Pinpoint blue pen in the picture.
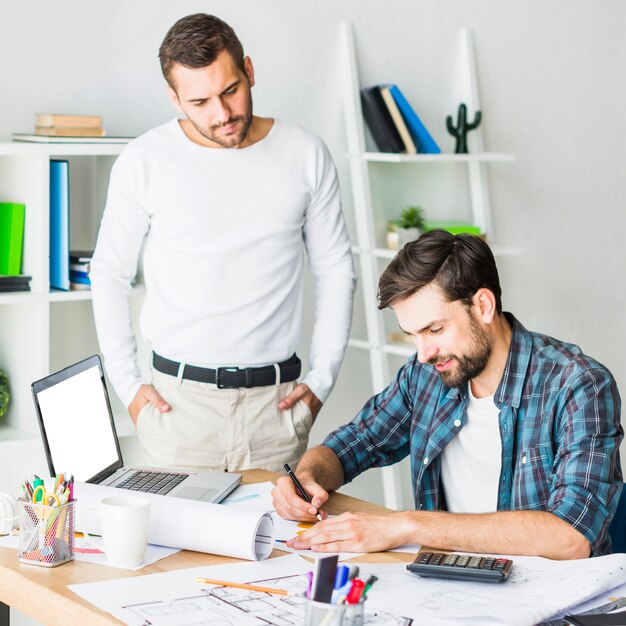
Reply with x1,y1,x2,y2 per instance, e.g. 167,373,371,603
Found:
332,579,354,605
305,571,313,598
331,566,350,604
334,565,349,590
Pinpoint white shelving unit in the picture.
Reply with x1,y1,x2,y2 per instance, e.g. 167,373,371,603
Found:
0,140,144,493
340,22,518,509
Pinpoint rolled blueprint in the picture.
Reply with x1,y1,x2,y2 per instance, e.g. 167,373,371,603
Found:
74,482,273,561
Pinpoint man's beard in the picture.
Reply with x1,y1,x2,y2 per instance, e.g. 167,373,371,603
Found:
429,312,493,388
192,92,253,148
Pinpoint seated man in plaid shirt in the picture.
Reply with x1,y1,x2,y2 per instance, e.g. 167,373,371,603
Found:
272,230,623,558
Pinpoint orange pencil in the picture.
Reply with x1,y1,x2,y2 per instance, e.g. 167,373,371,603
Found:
196,578,290,596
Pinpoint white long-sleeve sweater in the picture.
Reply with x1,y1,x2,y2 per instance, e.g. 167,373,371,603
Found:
90,118,356,407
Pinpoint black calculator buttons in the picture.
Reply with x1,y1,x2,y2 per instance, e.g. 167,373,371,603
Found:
407,551,513,583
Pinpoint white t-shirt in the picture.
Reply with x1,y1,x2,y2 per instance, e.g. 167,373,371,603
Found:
440,384,502,513
90,119,356,406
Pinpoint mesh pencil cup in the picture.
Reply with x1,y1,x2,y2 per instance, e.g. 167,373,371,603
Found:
304,599,364,626
17,499,75,567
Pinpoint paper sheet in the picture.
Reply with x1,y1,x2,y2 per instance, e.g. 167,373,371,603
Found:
69,553,408,625
222,482,367,560
0,533,179,570
69,552,626,625
271,512,367,561
221,481,276,511
75,482,273,561
360,552,626,626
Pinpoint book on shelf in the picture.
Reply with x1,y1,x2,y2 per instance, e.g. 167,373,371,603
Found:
379,86,417,154
0,202,25,275
69,271,90,285
70,261,91,274
69,280,90,291
12,133,132,144
35,127,106,137
50,160,70,291
423,220,482,236
360,86,404,153
0,274,31,293
70,250,93,264
388,85,441,154
35,113,102,128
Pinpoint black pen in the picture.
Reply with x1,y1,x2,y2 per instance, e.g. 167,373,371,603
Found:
283,463,323,522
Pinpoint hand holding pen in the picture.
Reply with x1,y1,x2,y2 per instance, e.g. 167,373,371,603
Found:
282,463,326,522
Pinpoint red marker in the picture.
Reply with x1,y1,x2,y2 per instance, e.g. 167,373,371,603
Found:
345,579,364,604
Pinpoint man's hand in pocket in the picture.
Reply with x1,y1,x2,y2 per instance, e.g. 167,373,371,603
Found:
128,384,170,425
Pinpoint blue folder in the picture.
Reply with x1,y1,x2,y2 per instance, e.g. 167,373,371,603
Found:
389,85,441,154
50,160,70,291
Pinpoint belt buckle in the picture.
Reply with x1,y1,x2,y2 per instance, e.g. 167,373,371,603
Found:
215,367,239,389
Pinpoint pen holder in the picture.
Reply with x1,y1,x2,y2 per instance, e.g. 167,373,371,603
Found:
17,499,75,567
304,599,364,626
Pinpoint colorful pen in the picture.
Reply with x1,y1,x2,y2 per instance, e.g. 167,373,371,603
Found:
362,574,378,599
345,579,365,604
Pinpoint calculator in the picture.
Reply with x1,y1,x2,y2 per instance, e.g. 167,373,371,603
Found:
407,551,513,583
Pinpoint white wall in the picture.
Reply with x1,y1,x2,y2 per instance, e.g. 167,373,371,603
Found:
1,0,626,504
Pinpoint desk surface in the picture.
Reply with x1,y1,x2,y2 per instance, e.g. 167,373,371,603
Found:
0,469,413,626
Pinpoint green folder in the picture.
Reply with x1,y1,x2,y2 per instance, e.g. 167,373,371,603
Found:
0,203,26,275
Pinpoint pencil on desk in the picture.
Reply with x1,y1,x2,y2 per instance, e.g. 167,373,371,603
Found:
196,578,290,596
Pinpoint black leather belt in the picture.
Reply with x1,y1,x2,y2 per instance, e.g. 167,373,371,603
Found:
152,352,301,389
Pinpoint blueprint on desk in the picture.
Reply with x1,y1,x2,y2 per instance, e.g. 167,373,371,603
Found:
69,552,626,626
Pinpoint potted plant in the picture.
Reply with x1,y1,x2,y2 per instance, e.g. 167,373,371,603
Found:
0,369,9,422
397,205,425,247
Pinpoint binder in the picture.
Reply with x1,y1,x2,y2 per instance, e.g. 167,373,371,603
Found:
360,86,404,153
49,160,70,290
389,85,441,154
0,202,25,275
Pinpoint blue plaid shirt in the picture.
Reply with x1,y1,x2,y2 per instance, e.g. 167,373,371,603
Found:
324,313,623,555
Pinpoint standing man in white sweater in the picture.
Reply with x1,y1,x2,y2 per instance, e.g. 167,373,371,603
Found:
90,14,356,473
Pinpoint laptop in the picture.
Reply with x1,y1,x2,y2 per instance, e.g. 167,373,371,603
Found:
31,355,241,503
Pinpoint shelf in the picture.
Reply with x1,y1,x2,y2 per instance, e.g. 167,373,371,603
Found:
0,292,42,306
361,152,515,164
0,285,146,305
0,141,128,157
49,284,145,302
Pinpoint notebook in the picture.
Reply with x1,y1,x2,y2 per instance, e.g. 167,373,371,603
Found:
31,355,241,503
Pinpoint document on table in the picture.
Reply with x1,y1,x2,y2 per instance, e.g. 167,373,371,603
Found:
361,553,626,626
69,554,408,625
69,552,626,626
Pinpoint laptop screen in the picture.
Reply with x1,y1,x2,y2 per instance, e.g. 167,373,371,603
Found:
32,355,123,482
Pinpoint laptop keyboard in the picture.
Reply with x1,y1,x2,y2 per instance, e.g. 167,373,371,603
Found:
116,471,188,495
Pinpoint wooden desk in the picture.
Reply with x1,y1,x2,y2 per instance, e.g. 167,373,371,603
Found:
0,469,413,625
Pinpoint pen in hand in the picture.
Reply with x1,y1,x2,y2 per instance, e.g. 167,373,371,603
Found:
283,463,324,522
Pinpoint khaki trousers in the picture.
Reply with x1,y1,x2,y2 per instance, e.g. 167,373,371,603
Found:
135,367,313,473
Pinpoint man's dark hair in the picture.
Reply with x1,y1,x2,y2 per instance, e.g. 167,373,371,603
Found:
159,14,245,88
378,230,502,313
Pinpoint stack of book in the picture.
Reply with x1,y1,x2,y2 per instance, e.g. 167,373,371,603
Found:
69,251,92,291
0,275,30,293
360,85,440,154
34,114,105,138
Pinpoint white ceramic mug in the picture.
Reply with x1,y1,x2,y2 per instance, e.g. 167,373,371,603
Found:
84,495,150,567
